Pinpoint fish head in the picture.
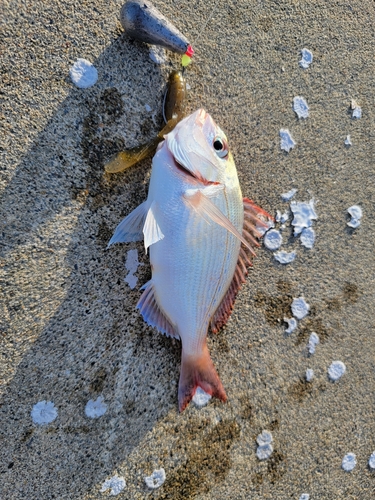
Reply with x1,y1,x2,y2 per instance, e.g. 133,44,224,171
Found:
165,109,236,184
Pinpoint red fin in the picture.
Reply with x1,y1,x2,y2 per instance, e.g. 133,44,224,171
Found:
210,198,273,333
210,262,247,333
243,197,274,230
137,280,179,339
178,344,227,412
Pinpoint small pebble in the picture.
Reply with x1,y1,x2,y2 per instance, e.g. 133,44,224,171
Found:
100,475,126,495
291,297,310,320
299,495,310,500
328,361,346,381
280,129,296,152
85,396,107,418
145,468,166,489
299,48,313,69
31,401,58,425
290,200,317,235
308,332,319,355
274,250,296,264
368,451,375,469
264,229,283,251
344,135,352,146
351,99,362,119
293,96,309,119
256,430,273,446
306,369,314,382
347,205,362,228
342,453,356,472
300,227,315,249
284,317,297,335
256,443,273,460
144,104,152,112
69,58,98,88
281,188,297,201
192,387,212,407
149,46,167,64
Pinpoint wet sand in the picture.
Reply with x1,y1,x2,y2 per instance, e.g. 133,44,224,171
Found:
1,0,375,498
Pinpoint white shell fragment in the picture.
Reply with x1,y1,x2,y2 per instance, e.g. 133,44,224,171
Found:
124,249,141,289
342,453,356,472
85,396,108,419
100,475,126,495
291,297,310,320
264,229,283,251
351,99,362,119
281,188,297,201
290,200,317,235
306,369,314,382
145,468,166,489
69,58,98,89
344,135,352,146
280,129,296,152
31,401,58,425
256,443,273,460
255,218,275,236
347,205,362,228
293,96,309,119
144,104,152,112
300,227,315,249
308,332,319,355
257,430,273,446
299,48,313,69
368,451,375,469
284,317,297,335
192,387,212,407
276,210,289,223
328,361,346,381
299,495,310,500
149,46,167,64
274,250,296,264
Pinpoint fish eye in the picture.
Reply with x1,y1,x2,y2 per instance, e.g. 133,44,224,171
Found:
213,136,229,159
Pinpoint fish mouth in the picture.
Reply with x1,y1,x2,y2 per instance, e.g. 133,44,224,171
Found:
173,156,202,182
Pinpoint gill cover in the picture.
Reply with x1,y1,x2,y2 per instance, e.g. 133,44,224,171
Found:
165,109,230,183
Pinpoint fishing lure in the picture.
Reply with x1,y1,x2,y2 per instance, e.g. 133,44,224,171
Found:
105,70,187,173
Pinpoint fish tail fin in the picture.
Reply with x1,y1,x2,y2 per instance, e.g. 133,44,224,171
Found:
178,343,227,412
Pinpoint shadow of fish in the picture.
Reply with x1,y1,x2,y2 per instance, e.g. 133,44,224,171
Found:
109,109,272,411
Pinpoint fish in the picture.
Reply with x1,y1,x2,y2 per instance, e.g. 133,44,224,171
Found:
105,70,187,174
109,109,272,411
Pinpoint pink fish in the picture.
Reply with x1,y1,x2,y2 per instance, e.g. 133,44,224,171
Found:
109,109,272,411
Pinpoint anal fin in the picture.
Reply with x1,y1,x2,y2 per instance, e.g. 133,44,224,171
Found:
137,280,179,339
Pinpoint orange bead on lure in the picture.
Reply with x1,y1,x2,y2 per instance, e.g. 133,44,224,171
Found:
109,109,273,411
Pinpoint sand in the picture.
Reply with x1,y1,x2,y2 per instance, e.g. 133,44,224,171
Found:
1,0,375,498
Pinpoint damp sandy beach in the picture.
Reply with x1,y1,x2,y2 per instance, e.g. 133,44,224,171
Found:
1,0,375,498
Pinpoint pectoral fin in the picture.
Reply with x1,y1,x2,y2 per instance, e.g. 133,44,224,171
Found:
108,201,148,247
143,201,164,253
183,189,253,253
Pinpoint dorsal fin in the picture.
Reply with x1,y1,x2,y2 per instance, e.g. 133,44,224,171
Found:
137,280,179,339
210,198,273,333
